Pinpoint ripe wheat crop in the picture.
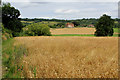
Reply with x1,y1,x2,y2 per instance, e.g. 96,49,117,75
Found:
14,36,118,78
50,28,95,35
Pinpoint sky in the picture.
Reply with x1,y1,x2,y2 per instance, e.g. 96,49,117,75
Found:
2,0,119,20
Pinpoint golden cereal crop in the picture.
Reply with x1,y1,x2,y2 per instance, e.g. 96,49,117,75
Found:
14,36,118,78
50,28,95,35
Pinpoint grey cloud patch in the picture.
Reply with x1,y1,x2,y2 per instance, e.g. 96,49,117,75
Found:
11,2,50,8
55,9,80,14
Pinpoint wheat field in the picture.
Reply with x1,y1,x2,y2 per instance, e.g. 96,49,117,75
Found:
50,28,95,35
14,36,118,78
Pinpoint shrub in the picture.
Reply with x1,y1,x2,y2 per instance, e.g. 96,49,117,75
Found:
72,21,80,27
56,22,65,28
95,14,114,36
2,24,13,41
22,23,51,36
49,24,57,28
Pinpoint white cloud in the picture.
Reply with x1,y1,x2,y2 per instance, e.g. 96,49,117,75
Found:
55,9,80,14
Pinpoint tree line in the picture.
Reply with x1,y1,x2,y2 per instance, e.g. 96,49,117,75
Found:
21,18,119,28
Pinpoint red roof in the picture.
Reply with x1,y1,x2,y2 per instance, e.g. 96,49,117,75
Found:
66,23,74,27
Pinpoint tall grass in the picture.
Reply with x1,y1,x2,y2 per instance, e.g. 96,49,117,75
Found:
2,38,27,78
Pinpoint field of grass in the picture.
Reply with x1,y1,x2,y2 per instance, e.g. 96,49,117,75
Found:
14,36,118,78
21,21,59,26
50,27,95,35
53,34,94,37
114,28,119,33
21,21,34,23
50,28,118,35
40,21,59,25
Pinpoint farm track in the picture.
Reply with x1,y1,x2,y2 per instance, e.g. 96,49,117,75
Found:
14,36,118,78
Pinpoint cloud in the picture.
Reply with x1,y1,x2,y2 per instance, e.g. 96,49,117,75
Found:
5,2,117,19
55,9,80,14
11,2,50,9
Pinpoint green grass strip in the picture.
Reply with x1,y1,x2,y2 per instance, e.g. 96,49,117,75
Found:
53,34,119,37
2,38,27,78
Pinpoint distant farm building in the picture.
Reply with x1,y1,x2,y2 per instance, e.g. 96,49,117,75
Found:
88,24,95,27
66,23,74,28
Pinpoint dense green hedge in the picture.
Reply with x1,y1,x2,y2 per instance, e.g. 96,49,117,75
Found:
21,23,51,36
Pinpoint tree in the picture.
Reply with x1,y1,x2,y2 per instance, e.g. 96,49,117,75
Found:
22,23,51,36
72,21,80,27
2,3,23,36
95,14,114,36
56,22,65,27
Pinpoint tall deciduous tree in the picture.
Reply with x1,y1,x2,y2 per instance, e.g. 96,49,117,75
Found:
2,3,23,36
95,14,114,36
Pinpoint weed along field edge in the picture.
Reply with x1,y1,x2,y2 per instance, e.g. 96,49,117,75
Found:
2,38,28,78
13,36,118,78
